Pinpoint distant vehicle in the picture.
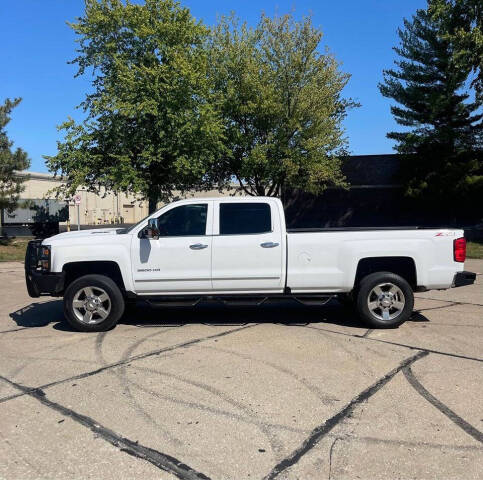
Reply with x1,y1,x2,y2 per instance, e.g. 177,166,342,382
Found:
25,197,475,331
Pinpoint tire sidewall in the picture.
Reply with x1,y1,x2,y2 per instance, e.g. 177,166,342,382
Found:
356,272,414,328
64,274,125,332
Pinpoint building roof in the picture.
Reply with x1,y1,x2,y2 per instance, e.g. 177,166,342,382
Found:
16,170,62,181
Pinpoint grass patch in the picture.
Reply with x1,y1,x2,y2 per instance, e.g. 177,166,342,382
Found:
0,237,31,262
467,241,483,259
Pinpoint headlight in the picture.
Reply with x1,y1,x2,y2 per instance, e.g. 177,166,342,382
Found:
39,245,51,271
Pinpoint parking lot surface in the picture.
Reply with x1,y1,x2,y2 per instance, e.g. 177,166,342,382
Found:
0,260,482,480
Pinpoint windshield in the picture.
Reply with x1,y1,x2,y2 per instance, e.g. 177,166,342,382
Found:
116,213,151,234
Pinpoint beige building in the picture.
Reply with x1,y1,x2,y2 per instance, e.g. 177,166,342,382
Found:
15,171,237,227
17,171,148,226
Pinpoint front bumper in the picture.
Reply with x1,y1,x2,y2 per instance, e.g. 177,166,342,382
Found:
452,271,476,288
25,240,64,297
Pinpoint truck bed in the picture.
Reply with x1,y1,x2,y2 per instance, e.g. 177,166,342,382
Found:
287,226,447,232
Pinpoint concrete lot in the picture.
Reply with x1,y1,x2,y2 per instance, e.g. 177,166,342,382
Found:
0,260,482,480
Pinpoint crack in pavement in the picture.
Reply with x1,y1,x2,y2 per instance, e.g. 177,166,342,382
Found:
299,325,483,363
0,374,212,480
0,324,258,405
414,302,459,313
403,366,483,444
414,297,483,307
0,327,30,334
328,433,483,451
96,328,184,446
262,351,429,480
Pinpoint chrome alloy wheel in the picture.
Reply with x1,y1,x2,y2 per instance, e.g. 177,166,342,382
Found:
72,286,111,325
367,283,405,321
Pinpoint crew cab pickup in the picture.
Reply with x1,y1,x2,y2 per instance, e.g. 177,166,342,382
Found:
25,197,476,331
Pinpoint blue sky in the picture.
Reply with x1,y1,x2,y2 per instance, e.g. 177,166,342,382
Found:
0,0,426,173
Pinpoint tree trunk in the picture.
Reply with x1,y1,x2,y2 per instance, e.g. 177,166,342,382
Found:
148,196,158,214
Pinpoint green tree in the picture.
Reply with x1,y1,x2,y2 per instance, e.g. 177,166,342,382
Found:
379,6,483,219
208,13,358,197
0,98,30,237
46,0,225,212
429,0,483,100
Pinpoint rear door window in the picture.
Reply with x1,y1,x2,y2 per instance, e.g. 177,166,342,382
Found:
219,203,271,235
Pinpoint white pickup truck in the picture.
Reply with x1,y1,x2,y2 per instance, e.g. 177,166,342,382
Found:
25,197,475,331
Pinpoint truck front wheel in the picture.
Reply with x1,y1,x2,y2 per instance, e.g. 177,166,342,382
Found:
63,274,125,332
356,272,413,328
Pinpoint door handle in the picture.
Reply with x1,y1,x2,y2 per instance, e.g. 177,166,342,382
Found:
190,243,208,250
260,242,279,248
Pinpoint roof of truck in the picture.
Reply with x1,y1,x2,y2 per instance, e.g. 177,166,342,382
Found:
172,196,279,202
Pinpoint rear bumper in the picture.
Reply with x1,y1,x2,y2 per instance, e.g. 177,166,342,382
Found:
452,271,476,288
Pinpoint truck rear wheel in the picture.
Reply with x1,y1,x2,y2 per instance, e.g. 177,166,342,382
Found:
356,272,413,328
63,274,125,332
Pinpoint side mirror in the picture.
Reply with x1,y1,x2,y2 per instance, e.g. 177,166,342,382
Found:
141,219,159,239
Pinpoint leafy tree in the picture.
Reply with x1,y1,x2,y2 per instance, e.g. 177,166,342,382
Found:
0,98,30,237
46,0,225,212
429,0,483,100
379,6,483,220
208,14,358,197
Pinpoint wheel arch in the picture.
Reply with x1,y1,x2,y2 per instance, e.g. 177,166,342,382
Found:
354,256,417,290
62,261,126,293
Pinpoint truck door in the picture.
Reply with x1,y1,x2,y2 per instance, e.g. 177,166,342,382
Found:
132,201,213,294
211,200,283,292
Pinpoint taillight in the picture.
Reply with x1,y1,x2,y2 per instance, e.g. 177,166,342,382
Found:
453,237,466,262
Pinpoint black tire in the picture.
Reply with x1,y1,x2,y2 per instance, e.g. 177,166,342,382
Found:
356,272,413,328
63,274,125,332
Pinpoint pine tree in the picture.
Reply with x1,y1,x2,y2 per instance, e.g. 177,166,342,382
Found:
379,6,483,221
0,98,30,237
430,0,482,100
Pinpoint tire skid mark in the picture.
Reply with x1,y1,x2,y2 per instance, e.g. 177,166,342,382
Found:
0,363,30,396
315,332,376,377
361,329,373,338
199,344,340,405
119,366,310,435
96,328,183,445
7,332,100,357
1,355,101,368
0,374,212,480
1,332,103,379
130,364,283,455
0,432,43,475
327,437,340,480
263,351,428,480
301,325,483,363
403,366,483,444
0,335,84,398
0,324,257,404
94,330,108,365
